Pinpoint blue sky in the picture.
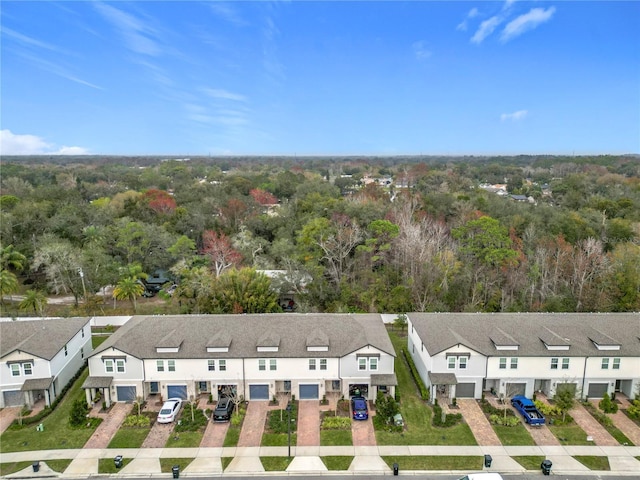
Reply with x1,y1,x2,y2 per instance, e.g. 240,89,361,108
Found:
1,1,638,156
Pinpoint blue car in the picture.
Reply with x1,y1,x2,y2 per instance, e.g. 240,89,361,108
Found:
351,396,368,420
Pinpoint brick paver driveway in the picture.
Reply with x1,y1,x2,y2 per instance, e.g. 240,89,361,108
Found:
84,402,132,448
570,401,619,446
593,398,640,445
351,412,376,447
296,400,320,446
200,421,230,447
237,401,268,447
0,407,19,434
456,399,500,446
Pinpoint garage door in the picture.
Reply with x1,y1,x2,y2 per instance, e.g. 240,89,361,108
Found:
556,382,577,396
455,383,475,398
506,383,526,397
116,386,137,402
167,385,188,400
299,384,319,400
249,384,269,400
3,390,24,407
587,383,608,398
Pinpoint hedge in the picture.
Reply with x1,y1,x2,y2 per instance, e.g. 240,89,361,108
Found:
402,349,429,401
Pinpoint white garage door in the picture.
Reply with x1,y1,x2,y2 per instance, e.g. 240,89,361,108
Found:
299,384,319,400
167,385,188,400
249,384,269,400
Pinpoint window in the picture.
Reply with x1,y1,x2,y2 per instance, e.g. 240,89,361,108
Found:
601,358,609,369
448,357,456,369
499,357,507,369
219,360,226,371
269,359,277,371
81,347,84,359
82,327,85,338
208,360,215,371
510,358,518,369
319,359,327,370
459,357,467,369
11,364,20,377
369,357,378,371
358,357,367,371
23,363,33,375
309,359,316,370
168,360,176,372
64,344,68,356
105,359,114,373
550,358,558,369
116,359,125,373
562,358,570,369
612,358,620,370
258,359,266,371
157,360,164,372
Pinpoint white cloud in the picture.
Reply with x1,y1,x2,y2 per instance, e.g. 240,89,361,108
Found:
501,110,528,122
471,16,502,44
412,41,432,60
94,2,161,56
208,3,247,26
456,7,479,31
0,130,88,155
202,88,247,102
501,7,556,42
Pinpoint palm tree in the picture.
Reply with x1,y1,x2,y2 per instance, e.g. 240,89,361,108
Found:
113,277,145,313
19,290,48,316
0,245,27,304
0,269,19,303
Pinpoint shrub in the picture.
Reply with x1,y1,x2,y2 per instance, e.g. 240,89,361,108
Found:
626,399,640,420
175,408,208,432
599,392,618,414
123,414,151,428
489,414,521,427
69,398,90,427
432,403,463,427
375,391,399,425
402,349,429,401
321,416,351,430
534,400,562,417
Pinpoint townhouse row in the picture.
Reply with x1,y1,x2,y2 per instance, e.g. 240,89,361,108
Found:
3,313,638,411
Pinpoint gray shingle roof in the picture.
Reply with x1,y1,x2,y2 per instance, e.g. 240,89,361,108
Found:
0,317,89,361
92,314,395,359
409,313,640,357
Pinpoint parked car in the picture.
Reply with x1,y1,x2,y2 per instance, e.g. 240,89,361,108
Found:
511,395,545,425
157,398,182,423
458,474,504,480
351,396,368,420
213,397,235,422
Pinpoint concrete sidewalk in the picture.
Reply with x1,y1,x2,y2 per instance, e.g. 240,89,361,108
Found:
2,444,640,478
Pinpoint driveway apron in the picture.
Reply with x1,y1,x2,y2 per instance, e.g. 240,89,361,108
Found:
237,401,268,447
200,420,230,447
456,399,501,446
570,401,619,446
83,402,131,449
351,417,376,446
296,400,320,446
141,421,175,448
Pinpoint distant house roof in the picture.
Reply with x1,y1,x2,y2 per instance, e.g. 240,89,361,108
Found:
91,314,395,360
0,317,90,361
409,313,640,358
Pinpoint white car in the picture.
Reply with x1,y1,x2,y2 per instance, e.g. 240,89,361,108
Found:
458,475,504,480
157,398,182,423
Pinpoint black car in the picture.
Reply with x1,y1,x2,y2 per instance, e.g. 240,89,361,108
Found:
213,397,234,422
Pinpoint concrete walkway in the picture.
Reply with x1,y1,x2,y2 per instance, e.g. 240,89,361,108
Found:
3,444,640,477
296,400,320,446
237,401,268,447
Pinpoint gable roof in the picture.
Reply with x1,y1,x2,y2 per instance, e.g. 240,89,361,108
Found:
0,317,90,361
91,313,395,359
409,313,640,357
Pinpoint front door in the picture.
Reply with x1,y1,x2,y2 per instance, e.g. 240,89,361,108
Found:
150,382,159,394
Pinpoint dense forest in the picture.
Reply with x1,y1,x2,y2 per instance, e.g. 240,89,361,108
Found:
1,154,639,316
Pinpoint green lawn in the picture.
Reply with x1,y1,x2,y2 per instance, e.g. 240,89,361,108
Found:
548,423,593,445
0,459,72,477
159,458,194,473
581,402,634,445
0,368,102,452
108,427,151,448
492,423,536,445
382,455,483,470
92,335,109,349
512,455,545,470
376,330,477,446
321,456,353,470
261,432,297,446
221,457,233,471
260,456,293,471
320,429,353,446
223,425,241,447
98,457,132,473
165,430,203,447
573,456,610,470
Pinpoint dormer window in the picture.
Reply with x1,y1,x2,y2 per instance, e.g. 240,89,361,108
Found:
156,330,183,353
490,328,519,351
257,332,280,352
306,329,329,352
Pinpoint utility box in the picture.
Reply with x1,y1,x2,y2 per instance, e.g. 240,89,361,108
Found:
393,413,404,426
541,459,552,475
393,462,399,476
484,454,492,468
114,455,123,468
172,465,180,478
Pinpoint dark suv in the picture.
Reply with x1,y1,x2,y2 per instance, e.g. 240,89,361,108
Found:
213,397,234,422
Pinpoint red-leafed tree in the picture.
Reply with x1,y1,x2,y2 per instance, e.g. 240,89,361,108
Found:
201,230,242,277
142,189,177,214
249,188,278,206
